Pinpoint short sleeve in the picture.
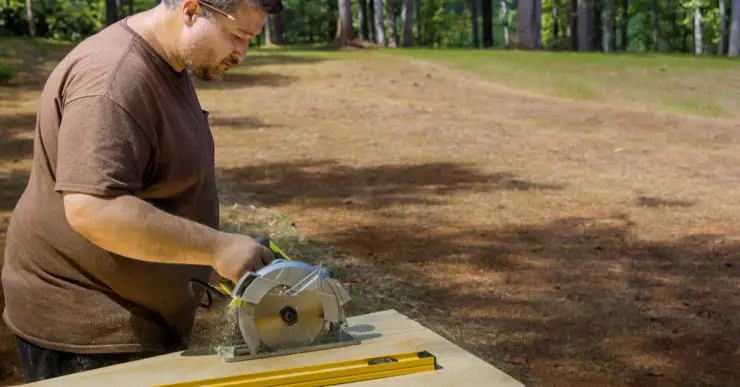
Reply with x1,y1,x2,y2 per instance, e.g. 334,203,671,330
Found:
54,95,153,196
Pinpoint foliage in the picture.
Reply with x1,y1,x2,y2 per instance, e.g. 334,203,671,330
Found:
0,0,738,55
0,63,16,84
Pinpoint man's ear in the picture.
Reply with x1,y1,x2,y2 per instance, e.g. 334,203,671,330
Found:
180,0,200,25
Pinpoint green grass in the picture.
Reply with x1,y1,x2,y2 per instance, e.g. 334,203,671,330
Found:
4,35,738,119
387,48,740,118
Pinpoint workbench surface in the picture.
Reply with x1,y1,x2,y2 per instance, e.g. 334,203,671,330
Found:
23,309,523,386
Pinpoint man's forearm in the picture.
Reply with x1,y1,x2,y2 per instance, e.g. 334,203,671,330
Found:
63,192,223,267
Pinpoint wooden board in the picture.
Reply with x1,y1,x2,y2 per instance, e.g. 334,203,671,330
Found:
22,310,523,387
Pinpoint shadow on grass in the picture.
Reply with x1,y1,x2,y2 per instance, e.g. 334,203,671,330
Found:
0,113,35,163
218,160,565,210
320,215,740,387
634,195,697,208
0,170,29,213
241,53,329,67
207,115,280,130
194,71,298,90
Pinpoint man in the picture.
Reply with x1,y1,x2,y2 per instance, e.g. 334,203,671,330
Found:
1,0,283,382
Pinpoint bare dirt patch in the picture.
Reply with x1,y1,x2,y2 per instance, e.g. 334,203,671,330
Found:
203,51,740,386
1,41,739,387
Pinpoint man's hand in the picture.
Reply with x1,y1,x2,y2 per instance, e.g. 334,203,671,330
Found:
62,192,274,282
213,234,276,283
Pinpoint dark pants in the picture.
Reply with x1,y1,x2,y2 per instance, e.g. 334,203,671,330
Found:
15,335,158,383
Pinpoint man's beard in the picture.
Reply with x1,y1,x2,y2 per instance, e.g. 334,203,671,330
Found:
185,56,239,82
185,60,219,82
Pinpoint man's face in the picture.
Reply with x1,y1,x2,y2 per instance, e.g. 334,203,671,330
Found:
179,0,266,81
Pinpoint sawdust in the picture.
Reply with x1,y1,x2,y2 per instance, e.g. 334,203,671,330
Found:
188,304,242,354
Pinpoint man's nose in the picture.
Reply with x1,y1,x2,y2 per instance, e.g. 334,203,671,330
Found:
233,40,249,60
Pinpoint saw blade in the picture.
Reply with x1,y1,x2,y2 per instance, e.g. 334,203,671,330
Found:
251,285,326,351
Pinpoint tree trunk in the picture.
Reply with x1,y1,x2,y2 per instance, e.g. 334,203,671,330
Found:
271,14,284,44
569,0,578,49
335,0,355,44
620,0,628,50
610,1,617,49
402,0,413,46
694,5,702,55
659,0,670,51
718,0,726,55
602,0,614,52
386,0,398,47
592,0,601,50
500,0,510,48
552,0,559,40
577,0,590,51
374,0,386,46
482,0,493,47
368,0,376,41
25,0,36,37
517,0,541,49
264,16,274,45
471,0,480,47
415,0,422,44
359,0,370,40
535,0,542,47
651,0,659,51
106,0,118,25
729,0,740,55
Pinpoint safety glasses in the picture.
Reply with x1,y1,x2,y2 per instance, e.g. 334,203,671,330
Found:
198,0,236,21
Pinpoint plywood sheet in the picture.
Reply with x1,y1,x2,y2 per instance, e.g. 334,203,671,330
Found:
23,309,523,387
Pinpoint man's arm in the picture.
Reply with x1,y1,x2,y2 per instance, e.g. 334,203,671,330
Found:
53,95,274,282
63,192,274,282
63,192,221,266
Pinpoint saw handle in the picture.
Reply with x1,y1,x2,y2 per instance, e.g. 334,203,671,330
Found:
256,236,293,262
188,278,230,310
189,236,294,310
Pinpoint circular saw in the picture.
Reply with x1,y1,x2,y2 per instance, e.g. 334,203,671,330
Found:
190,237,356,362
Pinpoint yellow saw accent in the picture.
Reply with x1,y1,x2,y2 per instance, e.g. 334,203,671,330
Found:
269,240,293,261
152,350,437,387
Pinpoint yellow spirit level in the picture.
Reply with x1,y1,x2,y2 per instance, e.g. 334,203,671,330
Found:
153,350,438,387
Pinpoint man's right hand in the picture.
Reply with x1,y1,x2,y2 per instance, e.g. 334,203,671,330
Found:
62,193,277,283
212,234,277,283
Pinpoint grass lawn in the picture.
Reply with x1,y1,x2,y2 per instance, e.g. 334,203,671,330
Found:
2,37,740,387
388,48,740,118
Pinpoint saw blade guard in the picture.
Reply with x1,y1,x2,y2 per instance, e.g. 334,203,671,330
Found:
230,259,351,354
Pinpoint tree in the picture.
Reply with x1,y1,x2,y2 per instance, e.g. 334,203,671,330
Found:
358,0,370,41
25,0,36,37
621,0,629,50
603,0,615,52
335,0,354,44
578,0,591,51
415,0,422,44
482,0,493,47
471,0,480,47
106,0,118,26
386,0,399,47
374,0,386,46
652,0,659,51
718,0,727,55
729,0,740,55
518,0,541,49
402,0,413,46
500,0,511,47
694,1,703,55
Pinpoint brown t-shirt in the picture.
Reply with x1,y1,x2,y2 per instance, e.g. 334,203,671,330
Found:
1,19,219,354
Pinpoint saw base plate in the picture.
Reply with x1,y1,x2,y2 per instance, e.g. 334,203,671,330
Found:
215,327,361,363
